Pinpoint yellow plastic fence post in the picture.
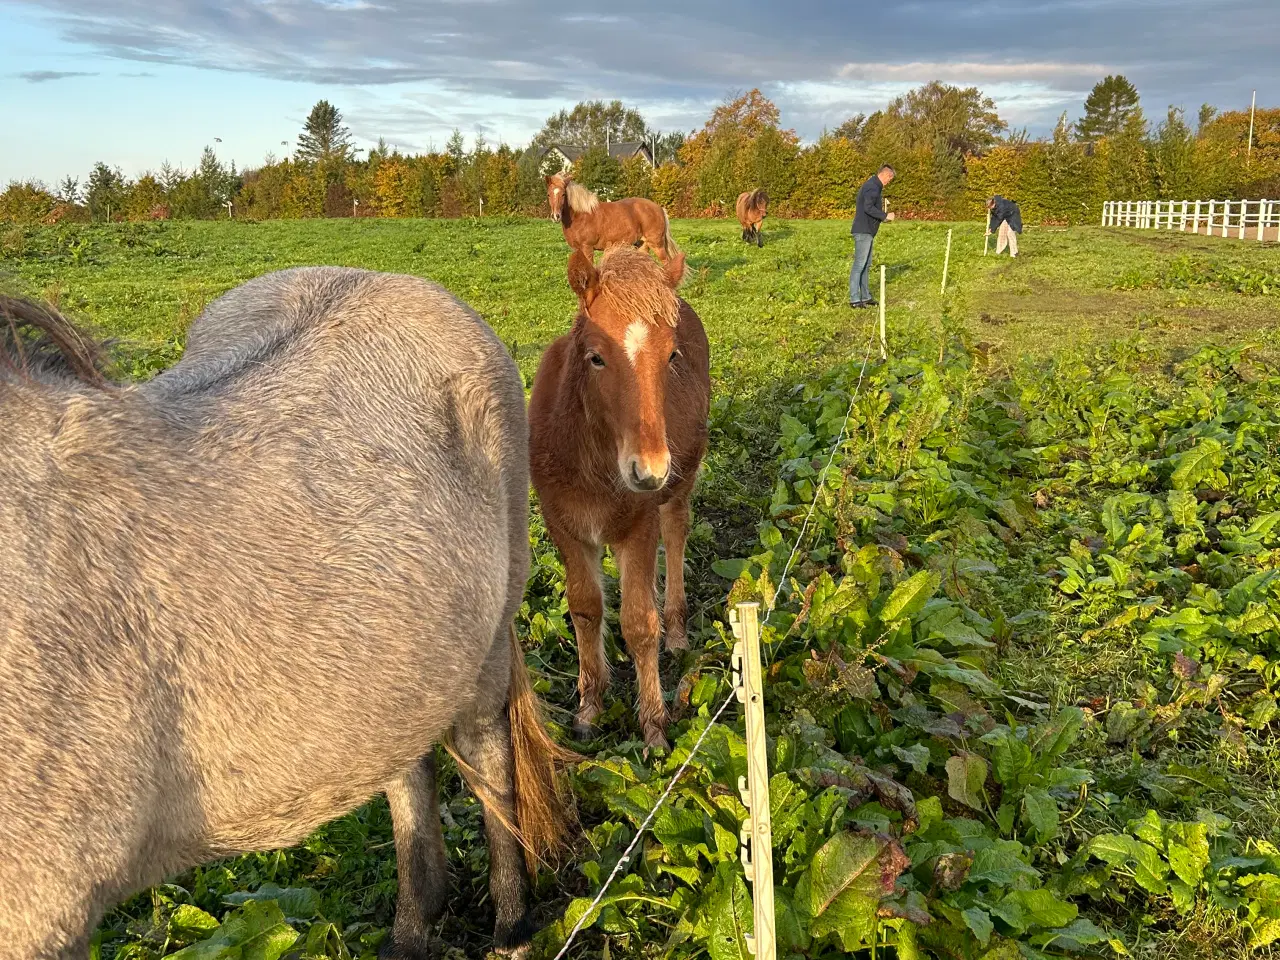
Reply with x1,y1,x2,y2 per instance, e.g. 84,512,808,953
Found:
941,228,952,295
731,602,775,960
879,265,887,360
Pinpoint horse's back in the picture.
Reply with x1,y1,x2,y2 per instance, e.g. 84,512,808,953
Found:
145,265,529,763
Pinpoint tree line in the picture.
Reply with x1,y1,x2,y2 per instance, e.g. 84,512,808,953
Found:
3,77,1277,228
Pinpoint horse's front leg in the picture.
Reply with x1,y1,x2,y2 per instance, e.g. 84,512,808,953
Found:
551,528,607,739
615,515,667,749
659,495,691,652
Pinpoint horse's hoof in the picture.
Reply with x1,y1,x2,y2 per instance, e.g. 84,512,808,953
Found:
378,935,432,960
492,915,535,959
665,629,689,652
573,720,596,742
643,726,671,752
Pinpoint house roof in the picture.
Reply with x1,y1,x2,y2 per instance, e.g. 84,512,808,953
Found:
545,141,652,162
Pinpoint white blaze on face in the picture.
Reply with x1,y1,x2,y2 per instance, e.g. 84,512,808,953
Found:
624,321,649,365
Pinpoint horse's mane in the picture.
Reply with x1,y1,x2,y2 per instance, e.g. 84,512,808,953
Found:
747,189,767,209
0,295,110,388
565,180,600,215
595,249,680,328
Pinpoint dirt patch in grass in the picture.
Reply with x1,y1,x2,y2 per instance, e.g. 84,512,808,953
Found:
970,283,1280,357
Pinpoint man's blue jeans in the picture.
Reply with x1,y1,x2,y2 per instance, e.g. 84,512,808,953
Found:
850,233,874,303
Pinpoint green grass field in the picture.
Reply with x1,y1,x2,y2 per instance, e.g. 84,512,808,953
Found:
3,218,1280,960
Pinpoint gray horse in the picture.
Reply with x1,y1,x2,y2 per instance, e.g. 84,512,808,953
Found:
0,268,571,959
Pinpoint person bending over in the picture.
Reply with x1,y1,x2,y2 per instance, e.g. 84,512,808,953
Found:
987,195,1022,257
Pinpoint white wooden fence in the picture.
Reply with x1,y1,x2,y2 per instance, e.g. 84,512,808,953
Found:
1102,198,1280,240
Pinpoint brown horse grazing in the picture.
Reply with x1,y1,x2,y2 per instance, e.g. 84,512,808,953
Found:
529,249,710,750
736,189,768,247
546,173,679,265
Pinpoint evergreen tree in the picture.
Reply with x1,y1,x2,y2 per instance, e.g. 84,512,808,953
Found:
55,176,80,204
296,100,354,165
1075,75,1141,141
446,129,466,169
1152,106,1196,197
1197,104,1218,135
85,162,127,221
158,161,186,193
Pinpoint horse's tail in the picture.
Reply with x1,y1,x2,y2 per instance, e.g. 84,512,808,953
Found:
662,209,681,261
506,622,577,870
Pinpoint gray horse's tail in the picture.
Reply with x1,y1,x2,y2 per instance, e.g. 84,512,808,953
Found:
506,623,577,870
442,624,576,870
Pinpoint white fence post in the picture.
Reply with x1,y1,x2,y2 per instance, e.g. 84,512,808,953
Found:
731,602,776,960
1194,200,1202,233
1181,200,1189,231
1238,201,1246,239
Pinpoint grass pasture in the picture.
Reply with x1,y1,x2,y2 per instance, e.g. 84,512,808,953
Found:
3,218,1280,960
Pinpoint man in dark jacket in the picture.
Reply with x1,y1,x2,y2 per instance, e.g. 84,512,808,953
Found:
850,164,895,307
987,195,1022,257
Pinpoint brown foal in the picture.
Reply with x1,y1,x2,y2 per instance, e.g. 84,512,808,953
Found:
546,173,680,265
529,248,710,750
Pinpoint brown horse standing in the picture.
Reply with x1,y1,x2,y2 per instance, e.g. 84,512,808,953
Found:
529,249,710,750
736,189,768,247
546,173,679,265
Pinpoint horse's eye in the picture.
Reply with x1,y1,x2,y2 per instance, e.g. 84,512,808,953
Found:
669,350,680,364
589,353,605,368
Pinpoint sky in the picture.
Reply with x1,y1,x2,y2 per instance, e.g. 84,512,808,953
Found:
2,0,1276,186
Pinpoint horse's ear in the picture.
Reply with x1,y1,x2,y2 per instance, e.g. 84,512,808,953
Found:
664,252,688,290
567,251,599,307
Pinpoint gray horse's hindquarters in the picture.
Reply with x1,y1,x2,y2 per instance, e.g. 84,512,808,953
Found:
0,266,536,957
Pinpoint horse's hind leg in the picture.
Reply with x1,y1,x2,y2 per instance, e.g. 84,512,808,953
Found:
382,754,449,960
659,495,691,652
756,223,763,248
453,648,533,955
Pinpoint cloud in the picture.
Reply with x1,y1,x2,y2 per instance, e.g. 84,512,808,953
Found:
18,69,98,82
11,0,1280,137
836,62,1111,83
